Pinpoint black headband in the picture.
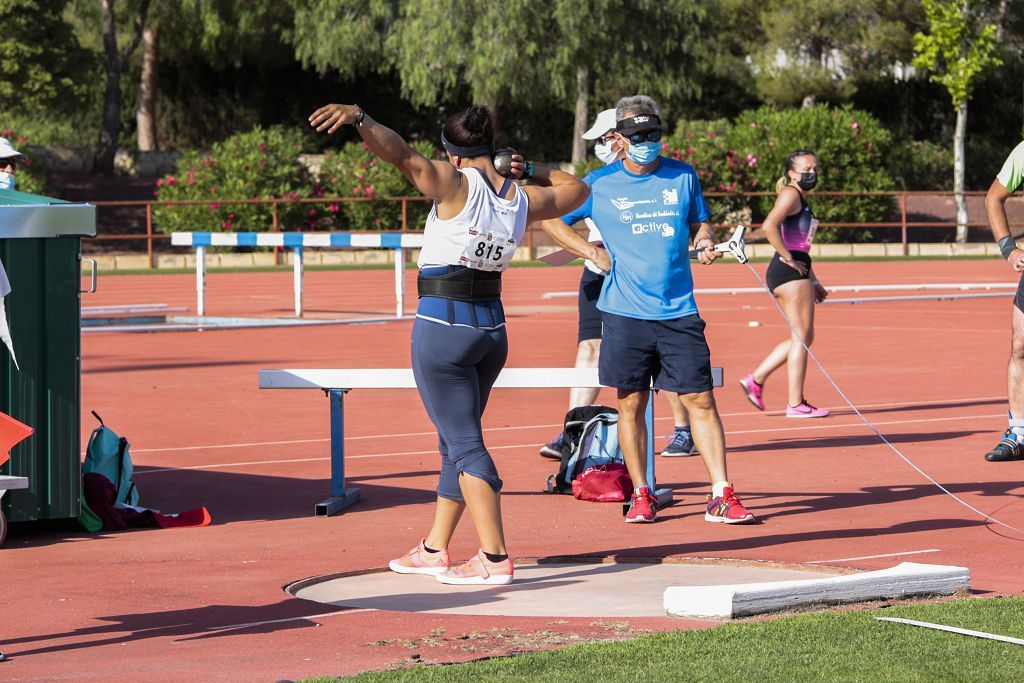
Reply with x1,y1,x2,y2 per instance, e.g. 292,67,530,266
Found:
441,131,495,158
616,114,663,135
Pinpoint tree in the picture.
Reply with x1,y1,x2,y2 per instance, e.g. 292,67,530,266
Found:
94,0,154,173
0,0,93,113
913,0,1002,242
389,0,706,163
287,0,396,80
752,0,924,108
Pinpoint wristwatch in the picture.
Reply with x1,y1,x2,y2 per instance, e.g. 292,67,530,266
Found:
353,106,365,127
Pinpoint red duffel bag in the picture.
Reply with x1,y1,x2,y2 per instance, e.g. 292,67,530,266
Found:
571,464,632,502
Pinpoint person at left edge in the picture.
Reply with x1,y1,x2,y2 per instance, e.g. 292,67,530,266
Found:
0,137,24,191
309,103,590,585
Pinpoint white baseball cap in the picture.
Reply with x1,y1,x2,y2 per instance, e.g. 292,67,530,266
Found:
0,137,24,160
581,109,617,140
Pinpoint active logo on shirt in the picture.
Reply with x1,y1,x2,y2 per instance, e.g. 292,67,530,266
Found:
631,222,675,237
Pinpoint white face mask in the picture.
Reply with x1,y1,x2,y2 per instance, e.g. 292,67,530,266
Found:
0,172,15,191
594,140,619,165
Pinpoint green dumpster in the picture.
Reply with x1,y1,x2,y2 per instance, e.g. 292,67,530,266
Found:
0,188,96,526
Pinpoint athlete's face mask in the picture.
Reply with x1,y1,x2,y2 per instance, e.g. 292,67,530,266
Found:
623,138,661,165
0,171,15,191
594,136,619,165
796,172,817,191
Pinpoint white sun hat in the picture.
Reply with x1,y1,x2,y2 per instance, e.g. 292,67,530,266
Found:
0,137,24,159
581,109,618,140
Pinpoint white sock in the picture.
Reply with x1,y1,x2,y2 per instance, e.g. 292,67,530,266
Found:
1009,419,1024,442
712,481,730,498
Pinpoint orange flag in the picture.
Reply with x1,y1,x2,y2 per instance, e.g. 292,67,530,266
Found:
0,411,33,467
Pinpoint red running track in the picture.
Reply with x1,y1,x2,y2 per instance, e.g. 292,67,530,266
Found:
3,259,1023,681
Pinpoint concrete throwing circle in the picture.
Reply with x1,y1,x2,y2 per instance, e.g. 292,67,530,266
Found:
289,558,847,618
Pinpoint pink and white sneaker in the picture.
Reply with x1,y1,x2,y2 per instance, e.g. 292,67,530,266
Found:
739,374,765,411
436,550,514,586
786,401,830,418
388,540,451,576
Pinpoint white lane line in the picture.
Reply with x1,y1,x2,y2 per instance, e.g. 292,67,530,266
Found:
203,608,375,632
129,394,1006,455
875,618,1024,646
807,549,942,564
136,412,1005,475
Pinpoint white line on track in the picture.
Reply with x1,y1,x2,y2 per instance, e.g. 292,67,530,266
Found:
129,394,1005,455
203,608,376,631
807,549,942,564
136,411,1005,476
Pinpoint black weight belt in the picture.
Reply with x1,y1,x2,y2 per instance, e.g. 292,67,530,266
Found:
417,268,502,301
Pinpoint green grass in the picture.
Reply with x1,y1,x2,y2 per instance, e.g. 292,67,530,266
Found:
307,597,1024,682
82,253,1000,276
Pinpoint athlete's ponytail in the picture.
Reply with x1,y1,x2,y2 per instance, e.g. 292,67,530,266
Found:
776,149,816,194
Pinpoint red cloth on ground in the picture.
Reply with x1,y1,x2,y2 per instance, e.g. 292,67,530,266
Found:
82,473,211,531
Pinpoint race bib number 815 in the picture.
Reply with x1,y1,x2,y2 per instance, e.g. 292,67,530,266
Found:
460,230,518,271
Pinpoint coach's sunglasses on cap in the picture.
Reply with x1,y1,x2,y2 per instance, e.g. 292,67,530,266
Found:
622,130,662,144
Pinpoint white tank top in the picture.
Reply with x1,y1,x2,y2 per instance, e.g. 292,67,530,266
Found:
417,168,530,271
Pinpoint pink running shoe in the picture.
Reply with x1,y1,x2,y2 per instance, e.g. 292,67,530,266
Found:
436,550,514,585
705,487,756,524
786,401,830,418
625,486,658,523
739,374,765,411
388,539,451,576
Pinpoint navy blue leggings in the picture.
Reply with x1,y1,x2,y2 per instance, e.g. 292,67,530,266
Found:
411,317,508,501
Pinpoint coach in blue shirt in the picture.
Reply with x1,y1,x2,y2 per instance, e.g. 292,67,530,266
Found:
550,95,755,525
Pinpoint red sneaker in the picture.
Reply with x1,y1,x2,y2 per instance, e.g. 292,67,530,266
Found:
705,487,755,524
626,486,658,523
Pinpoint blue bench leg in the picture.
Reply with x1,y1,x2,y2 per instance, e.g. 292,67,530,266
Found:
315,389,362,516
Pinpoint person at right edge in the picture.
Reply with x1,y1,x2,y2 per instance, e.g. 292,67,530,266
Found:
983,139,1024,462
739,150,830,418
538,95,755,525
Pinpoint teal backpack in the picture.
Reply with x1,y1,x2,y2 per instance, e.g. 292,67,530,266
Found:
83,411,139,506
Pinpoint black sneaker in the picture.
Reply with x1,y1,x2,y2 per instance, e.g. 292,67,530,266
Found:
539,432,569,460
985,430,1024,462
661,430,697,457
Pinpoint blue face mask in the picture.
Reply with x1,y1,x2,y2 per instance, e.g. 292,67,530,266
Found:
0,172,15,191
625,140,660,165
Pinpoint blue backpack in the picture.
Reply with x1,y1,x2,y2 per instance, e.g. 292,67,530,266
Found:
548,406,622,493
83,412,139,506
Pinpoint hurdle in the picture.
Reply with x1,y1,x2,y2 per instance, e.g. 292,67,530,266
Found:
171,232,424,317
0,475,29,545
259,367,724,516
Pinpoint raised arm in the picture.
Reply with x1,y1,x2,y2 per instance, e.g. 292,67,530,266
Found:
309,104,461,203
522,167,590,223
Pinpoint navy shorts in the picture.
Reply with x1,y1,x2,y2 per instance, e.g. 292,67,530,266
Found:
598,311,714,394
578,269,605,342
1016,272,1024,313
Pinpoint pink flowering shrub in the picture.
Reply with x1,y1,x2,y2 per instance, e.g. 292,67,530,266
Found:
726,105,895,241
154,126,312,234
317,140,438,231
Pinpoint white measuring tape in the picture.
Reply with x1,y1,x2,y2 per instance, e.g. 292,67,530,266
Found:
743,262,1023,536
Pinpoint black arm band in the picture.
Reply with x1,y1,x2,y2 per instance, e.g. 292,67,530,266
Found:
999,236,1018,259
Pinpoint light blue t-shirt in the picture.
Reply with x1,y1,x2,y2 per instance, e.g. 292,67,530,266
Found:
562,157,711,320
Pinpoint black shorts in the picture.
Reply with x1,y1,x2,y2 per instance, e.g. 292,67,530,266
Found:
766,251,812,292
1016,273,1024,313
598,311,714,394
578,269,605,342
